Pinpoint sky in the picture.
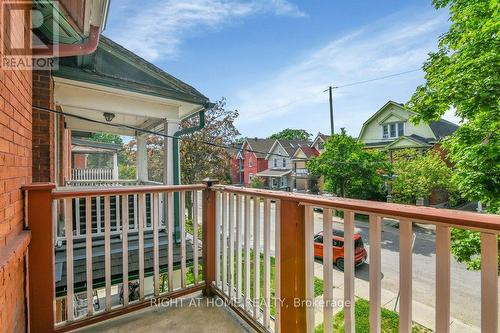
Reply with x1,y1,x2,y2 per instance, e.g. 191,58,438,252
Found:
104,0,459,138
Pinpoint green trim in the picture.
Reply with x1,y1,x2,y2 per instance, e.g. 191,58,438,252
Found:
383,136,429,150
173,111,207,243
53,66,208,106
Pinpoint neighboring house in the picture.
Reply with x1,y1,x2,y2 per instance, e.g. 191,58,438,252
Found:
358,101,459,159
70,137,122,182
291,144,320,192
310,133,330,153
236,138,275,186
256,139,309,190
229,143,244,185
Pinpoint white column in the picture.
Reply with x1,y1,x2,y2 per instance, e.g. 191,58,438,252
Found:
136,134,148,182
163,120,180,185
112,152,119,180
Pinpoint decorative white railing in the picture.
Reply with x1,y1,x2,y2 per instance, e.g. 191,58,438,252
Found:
212,190,281,332
24,184,206,331
211,185,500,333
294,168,309,176
23,183,500,333
71,168,113,181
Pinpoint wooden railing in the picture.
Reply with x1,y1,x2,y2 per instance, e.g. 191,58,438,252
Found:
71,168,114,181
209,185,500,333
23,183,500,333
24,183,207,332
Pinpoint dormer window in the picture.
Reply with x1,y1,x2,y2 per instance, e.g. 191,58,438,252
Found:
382,122,405,139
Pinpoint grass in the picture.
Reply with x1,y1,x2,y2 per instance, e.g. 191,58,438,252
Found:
315,299,432,333
234,251,324,316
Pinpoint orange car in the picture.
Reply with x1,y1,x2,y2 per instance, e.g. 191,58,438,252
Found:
314,230,367,270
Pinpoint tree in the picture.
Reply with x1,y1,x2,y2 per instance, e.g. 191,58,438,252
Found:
250,176,265,189
307,129,390,200
180,97,240,185
268,128,312,141
391,149,455,204
407,0,499,271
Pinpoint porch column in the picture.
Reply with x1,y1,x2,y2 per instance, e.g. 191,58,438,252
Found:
163,120,180,185
136,134,148,182
112,152,119,180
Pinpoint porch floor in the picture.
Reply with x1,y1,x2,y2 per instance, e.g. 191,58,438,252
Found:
73,293,253,333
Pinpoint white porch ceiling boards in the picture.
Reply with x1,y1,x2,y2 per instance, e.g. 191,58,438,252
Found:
54,77,204,135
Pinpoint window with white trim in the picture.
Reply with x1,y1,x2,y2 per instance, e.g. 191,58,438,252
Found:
382,122,405,139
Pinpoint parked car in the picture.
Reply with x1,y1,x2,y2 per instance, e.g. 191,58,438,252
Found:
313,230,367,270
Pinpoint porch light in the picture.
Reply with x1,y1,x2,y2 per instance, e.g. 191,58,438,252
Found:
103,112,115,122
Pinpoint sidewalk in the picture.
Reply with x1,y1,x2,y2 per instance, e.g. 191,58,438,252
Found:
312,261,479,332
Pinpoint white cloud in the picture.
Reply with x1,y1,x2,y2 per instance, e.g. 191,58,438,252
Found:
232,11,450,136
108,0,305,61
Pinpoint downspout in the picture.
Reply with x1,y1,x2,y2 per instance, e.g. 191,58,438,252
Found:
172,103,212,242
33,25,101,57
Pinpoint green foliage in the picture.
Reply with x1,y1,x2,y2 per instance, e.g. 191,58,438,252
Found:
391,149,454,204
250,176,266,189
451,229,500,271
87,133,132,172
314,276,324,297
407,0,500,271
181,98,240,185
118,165,136,180
268,128,312,141
315,298,431,333
307,129,390,199
89,133,123,145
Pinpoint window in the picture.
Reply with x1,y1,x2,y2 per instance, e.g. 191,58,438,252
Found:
282,158,286,168
273,158,278,168
248,157,253,167
314,235,323,244
382,122,405,139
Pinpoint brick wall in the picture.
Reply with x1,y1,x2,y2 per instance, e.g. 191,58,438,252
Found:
32,70,53,182
0,0,33,332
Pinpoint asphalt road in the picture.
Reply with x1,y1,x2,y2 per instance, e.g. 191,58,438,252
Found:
202,198,497,329
312,211,495,330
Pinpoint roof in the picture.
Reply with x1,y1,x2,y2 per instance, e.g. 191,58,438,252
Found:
54,36,209,106
244,139,276,158
429,119,459,140
72,138,122,152
294,144,320,159
256,169,292,177
273,140,310,157
311,133,330,148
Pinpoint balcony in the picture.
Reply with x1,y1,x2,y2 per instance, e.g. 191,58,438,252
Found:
23,182,500,333
294,168,309,177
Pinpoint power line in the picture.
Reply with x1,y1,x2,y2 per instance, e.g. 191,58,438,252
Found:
33,104,387,166
331,68,421,89
254,68,422,117
30,104,339,164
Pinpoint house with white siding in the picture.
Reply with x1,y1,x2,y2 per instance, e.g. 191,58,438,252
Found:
255,139,309,190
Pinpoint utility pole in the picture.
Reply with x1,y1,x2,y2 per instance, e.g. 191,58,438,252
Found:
329,86,334,135
328,86,335,135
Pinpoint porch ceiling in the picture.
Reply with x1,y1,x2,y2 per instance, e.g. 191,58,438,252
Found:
54,77,204,136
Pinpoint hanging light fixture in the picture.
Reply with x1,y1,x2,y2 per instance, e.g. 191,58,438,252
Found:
103,112,115,122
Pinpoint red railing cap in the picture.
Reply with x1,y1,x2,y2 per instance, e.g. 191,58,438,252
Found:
21,183,57,191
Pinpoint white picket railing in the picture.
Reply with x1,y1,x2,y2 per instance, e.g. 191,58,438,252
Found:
71,168,113,181
50,185,205,325
213,190,281,332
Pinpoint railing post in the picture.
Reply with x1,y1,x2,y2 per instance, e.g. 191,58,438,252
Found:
279,198,307,333
23,183,56,333
202,179,218,296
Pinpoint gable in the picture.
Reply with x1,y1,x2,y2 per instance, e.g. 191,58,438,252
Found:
379,112,406,124
384,136,429,150
293,148,307,159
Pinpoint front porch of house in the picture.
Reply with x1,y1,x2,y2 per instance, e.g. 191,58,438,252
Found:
23,182,500,333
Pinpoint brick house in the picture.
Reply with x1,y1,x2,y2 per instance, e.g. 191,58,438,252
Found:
234,138,275,186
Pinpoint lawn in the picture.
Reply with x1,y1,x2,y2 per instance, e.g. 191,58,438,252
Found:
315,299,432,333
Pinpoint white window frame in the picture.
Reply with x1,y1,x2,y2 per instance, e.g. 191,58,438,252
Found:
382,121,405,139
